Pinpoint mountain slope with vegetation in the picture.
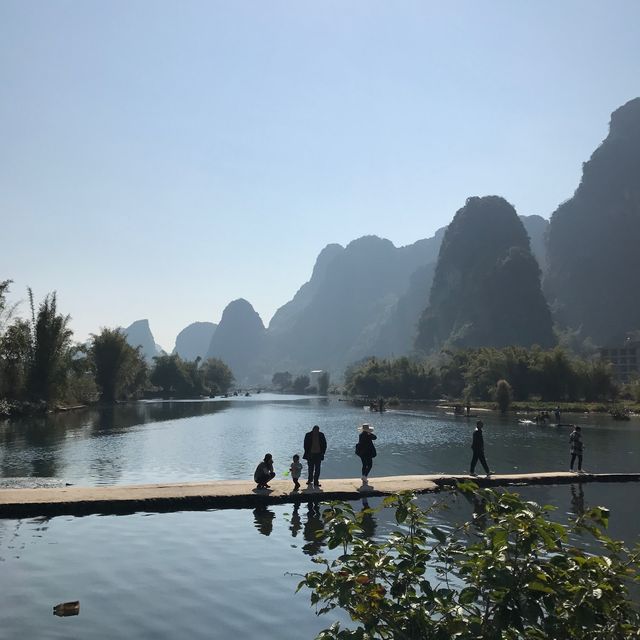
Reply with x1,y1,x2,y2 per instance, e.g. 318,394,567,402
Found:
545,98,640,344
206,299,266,384
416,196,555,353
266,231,445,374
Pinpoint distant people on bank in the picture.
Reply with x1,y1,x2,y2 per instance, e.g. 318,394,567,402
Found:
378,397,385,413
254,453,276,489
470,420,492,476
355,422,377,487
569,426,584,473
290,453,303,491
554,406,561,422
303,425,327,488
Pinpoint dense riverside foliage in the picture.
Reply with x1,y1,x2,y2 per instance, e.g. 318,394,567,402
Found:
299,487,640,640
345,347,621,403
0,283,235,413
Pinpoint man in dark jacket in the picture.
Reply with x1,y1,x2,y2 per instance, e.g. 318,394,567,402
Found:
303,425,327,488
470,420,491,476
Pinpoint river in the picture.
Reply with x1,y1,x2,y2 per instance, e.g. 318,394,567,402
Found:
1,395,639,639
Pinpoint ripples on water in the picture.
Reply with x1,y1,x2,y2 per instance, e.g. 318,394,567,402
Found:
1,394,639,485
1,483,638,639
1,396,639,637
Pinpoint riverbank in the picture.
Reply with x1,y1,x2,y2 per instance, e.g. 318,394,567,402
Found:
352,397,640,416
2,472,640,518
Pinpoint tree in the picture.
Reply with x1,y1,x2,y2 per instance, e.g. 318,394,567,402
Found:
318,372,330,396
150,354,189,396
299,487,640,639
272,371,293,391
345,357,440,399
202,357,234,394
62,344,98,404
292,374,310,394
90,328,147,402
27,289,73,404
495,378,512,413
0,318,31,399
0,279,17,336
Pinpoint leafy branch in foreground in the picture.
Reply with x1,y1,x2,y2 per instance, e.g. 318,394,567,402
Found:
298,485,640,639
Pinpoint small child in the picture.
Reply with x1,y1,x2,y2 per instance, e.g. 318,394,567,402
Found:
290,454,303,491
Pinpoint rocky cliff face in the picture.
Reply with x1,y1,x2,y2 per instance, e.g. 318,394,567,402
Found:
545,98,640,344
416,196,555,352
520,215,549,272
173,322,217,361
266,231,445,374
206,299,266,384
123,319,161,362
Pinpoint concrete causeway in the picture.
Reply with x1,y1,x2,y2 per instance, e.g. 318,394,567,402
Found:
1,472,639,518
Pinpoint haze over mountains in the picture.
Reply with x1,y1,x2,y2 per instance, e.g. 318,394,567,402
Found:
121,99,639,385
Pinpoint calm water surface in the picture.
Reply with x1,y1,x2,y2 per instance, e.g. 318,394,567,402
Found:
1,396,639,638
1,394,639,484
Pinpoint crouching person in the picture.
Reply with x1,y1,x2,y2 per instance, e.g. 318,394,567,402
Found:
254,453,276,489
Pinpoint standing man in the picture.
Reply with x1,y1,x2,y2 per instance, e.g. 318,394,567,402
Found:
569,425,584,473
470,420,492,476
303,424,327,488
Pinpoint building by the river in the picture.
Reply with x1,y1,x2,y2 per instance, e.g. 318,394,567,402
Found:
599,339,640,382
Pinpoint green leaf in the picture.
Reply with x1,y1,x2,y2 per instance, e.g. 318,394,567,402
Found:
431,527,447,544
459,586,479,604
527,581,555,594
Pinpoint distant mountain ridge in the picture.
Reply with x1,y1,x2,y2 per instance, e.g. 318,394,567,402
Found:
266,231,446,374
159,217,550,381
147,98,639,382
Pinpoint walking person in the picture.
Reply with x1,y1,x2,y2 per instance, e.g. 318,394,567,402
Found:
254,453,276,489
355,423,377,486
569,425,584,473
303,425,327,488
470,420,491,476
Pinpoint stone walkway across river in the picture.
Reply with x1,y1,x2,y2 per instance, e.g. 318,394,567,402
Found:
1,472,639,518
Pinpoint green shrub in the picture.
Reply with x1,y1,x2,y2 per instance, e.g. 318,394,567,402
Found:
298,486,640,639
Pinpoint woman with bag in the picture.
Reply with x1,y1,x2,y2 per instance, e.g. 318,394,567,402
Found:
356,423,377,486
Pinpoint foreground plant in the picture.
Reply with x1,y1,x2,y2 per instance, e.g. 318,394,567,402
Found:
298,484,640,639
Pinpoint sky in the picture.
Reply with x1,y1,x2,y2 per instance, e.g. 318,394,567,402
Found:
1,1,639,351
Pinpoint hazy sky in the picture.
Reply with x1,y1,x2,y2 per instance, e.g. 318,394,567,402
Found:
1,1,639,350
